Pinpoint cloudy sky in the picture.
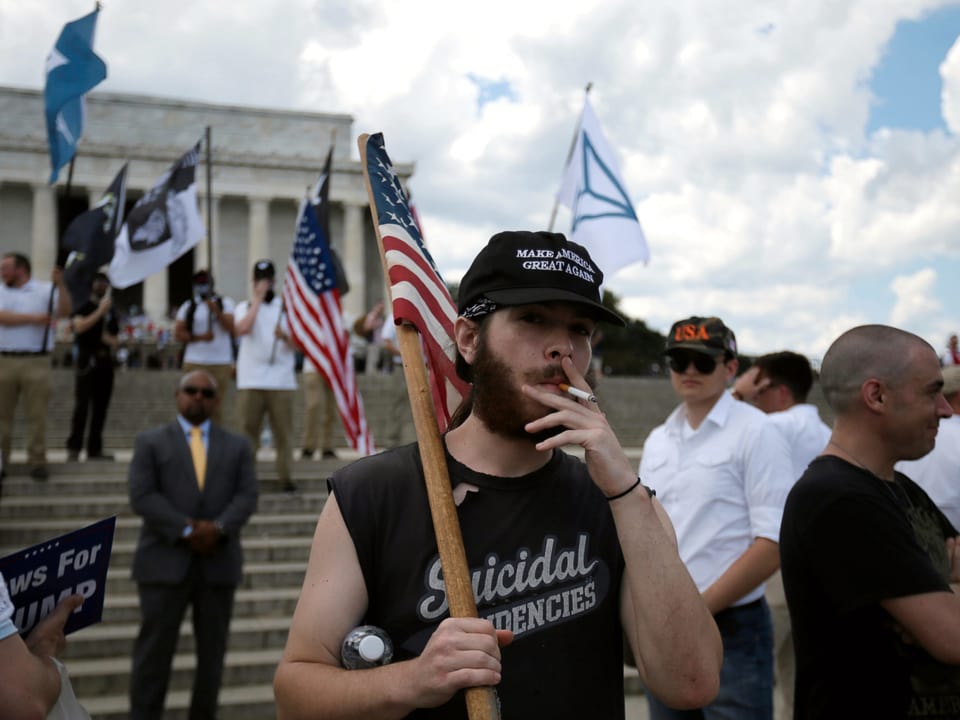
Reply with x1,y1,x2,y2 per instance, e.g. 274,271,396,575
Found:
3,0,960,361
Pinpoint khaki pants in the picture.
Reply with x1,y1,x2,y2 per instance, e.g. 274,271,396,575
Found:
238,388,293,483
766,570,794,720
0,355,51,466
181,363,233,427
302,372,337,452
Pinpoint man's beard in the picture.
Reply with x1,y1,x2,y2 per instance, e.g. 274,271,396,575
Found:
470,339,595,444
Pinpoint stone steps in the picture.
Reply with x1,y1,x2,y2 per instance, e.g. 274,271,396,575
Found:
0,512,323,547
0,368,678,718
69,647,282,699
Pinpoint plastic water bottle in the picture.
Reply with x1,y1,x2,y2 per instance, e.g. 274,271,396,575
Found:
341,625,393,669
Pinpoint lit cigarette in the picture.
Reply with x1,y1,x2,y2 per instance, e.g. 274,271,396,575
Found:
558,383,598,403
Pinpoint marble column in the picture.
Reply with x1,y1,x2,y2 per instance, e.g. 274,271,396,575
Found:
248,196,270,267
208,195,221,275
342,201,366,319
30,184,57,278
143,271,168,324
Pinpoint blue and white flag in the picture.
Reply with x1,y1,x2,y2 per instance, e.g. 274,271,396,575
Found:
44,8,107,184
109,142,204,289
556,98,649,276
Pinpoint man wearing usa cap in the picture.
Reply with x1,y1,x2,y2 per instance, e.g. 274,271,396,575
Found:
234,259,297,492
640,316,793,720
275,231,722,718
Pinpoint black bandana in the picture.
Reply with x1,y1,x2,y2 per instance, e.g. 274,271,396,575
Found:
461,296,497,320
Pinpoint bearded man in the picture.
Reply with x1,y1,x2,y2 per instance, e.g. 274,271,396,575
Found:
274,231,722,720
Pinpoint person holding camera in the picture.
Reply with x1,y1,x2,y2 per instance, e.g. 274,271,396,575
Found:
174,269,235,426
234,259,297,492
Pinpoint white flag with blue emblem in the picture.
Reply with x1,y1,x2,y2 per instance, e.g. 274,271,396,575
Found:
556,98,649,276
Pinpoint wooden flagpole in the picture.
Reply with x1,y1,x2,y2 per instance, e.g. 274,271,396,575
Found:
546,82,592,232
358,134,501,720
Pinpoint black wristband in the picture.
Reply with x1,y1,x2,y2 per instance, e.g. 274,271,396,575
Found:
606,477,655,502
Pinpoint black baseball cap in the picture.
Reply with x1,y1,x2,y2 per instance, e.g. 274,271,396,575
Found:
457,230,624,326
665,316,737,357
253,259,275,280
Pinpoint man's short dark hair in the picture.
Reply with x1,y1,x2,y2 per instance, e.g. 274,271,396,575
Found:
754,351,815,403
4,252,30,274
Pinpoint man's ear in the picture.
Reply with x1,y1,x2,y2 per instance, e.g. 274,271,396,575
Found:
724,357,739,383
454,317,480,365
861,378,886,413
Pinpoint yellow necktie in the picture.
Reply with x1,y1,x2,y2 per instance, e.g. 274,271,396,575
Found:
190,426,206,490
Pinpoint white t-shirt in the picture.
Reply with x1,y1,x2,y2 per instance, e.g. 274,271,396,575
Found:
766,403,832,481
0,572,17,640
379,313,402,367
176,295,236,365
639,391,794,604
235,299,296,390
897,415,960,530
0,279,58,352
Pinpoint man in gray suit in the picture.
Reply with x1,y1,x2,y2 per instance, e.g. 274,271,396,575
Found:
128,370,258,720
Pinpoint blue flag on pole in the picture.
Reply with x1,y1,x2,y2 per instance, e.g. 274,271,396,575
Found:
44,7,107,184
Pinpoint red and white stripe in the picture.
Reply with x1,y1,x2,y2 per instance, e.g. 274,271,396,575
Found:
380,222,469,430
283,261,374,455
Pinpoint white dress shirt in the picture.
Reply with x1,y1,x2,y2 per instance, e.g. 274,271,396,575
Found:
767,403,832,481
897,415,960,530
640,391,794,604
0,279,57,352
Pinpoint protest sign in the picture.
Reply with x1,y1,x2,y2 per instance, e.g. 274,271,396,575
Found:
0,516,115,635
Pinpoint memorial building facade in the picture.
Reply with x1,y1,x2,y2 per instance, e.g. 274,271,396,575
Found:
0,86,407,323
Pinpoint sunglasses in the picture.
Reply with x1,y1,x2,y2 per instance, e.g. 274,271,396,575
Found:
666,351,719,375
182,385,216,399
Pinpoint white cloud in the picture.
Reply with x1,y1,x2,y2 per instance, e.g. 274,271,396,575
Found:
2,0,960,361
889,268,942,327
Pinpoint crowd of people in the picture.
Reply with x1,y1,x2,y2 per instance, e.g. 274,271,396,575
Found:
2,236,960,719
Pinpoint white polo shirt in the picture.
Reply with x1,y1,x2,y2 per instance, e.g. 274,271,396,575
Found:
766,403,832,481
235,298,296,390
0,279,57,352
639,391,794,604
897,415,960,530
176,295,236,365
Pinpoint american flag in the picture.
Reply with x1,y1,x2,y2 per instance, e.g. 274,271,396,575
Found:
364,133,469,430
284,194,374,455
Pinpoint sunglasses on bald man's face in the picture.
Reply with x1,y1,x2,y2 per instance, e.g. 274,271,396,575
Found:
666,351,719,375
182,385,216,399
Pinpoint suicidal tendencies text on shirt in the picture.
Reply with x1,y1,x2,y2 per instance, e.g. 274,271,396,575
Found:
516,248,595,284
417,533,611,639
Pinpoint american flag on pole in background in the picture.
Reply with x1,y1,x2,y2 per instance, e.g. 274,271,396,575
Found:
283,197,374,455
364,133,469,431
